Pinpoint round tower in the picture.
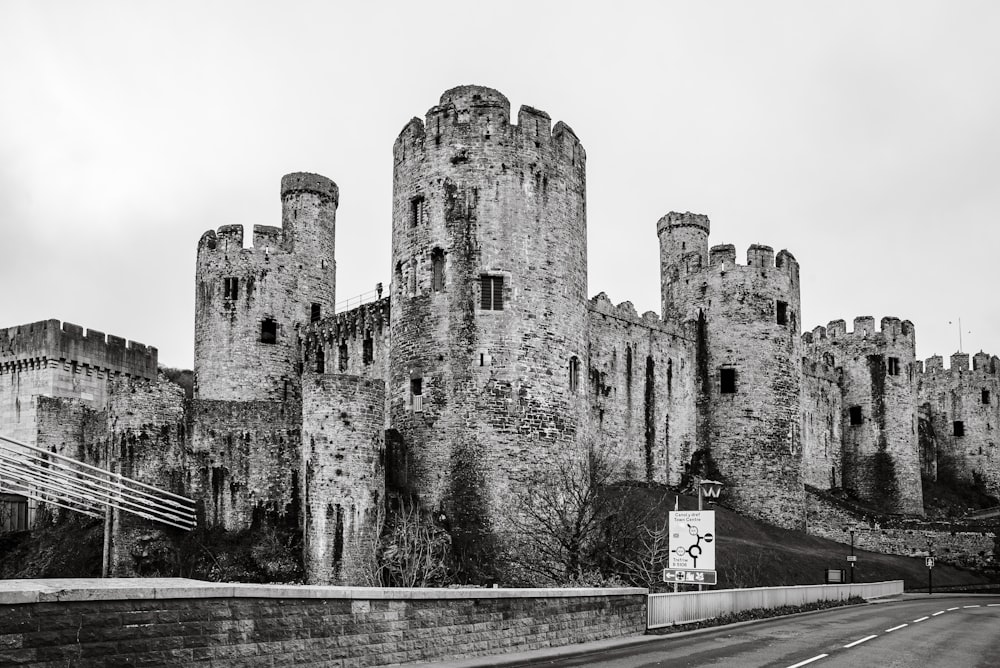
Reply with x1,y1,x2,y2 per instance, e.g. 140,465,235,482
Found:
281,172,338,323
657,211,709,318
194,173,337,402
660,217,805,530
389,85,588,572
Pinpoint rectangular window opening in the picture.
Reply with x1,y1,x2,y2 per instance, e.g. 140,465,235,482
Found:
363,336,373,365
338,342,348,372
261,318,277,344
480,275,504,310
776,300,788,326
224,277,239,300
849,406,863,426
720,368,737,394
410,196,424,227
315,348,325,374
431,249,445,292
983,389,991,405
954,420,965,437
411,377,423,412
311,303,321,323
887,356,900,376
569,356,580,392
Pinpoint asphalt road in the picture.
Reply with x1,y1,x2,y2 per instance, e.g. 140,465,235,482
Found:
531,596,1000,668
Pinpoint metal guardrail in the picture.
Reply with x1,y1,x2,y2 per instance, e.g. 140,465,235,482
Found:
647,580,904,629
335,285,384,314
0,434,196,531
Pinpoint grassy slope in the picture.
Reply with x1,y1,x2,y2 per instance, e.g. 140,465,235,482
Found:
672,492,996,592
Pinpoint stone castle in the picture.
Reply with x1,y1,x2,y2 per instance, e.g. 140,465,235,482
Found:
2,85,997,582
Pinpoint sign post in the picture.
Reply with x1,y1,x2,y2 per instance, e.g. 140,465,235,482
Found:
926,556,934,595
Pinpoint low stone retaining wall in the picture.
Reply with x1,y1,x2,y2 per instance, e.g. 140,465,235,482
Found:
0,578,647,667
806,491,996,569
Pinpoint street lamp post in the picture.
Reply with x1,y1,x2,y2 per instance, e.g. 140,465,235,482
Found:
843,525,856,584
697,480,724,592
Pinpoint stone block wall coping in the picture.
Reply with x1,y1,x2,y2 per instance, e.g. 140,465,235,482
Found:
0,578,647,606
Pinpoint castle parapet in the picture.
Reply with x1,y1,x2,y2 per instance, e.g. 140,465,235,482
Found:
657,211,710,236
280,172,339,205
0,319,157,380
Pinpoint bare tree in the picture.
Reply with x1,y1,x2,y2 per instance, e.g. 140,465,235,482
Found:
375,500,454,587
503,445,629,585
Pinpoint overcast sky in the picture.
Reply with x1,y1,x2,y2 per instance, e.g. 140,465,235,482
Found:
2,1,998,369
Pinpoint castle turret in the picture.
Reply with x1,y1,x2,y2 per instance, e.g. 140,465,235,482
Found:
194,173,338,402
660,214,804,530
389,86,588,572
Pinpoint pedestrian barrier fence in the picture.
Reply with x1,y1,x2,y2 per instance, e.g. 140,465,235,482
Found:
0,433,196,531
647,580,903,629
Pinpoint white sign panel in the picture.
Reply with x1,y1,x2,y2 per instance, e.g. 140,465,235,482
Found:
669,510,715,571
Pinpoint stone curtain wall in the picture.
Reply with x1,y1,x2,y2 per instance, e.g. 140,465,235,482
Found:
0,580,647,667
806,490,996,569
189,400,300,530
586,293,697,485
801,360,844,490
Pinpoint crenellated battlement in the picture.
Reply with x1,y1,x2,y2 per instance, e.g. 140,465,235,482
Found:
305,297,391,349
917,350,1000,376
675,242,799,278
0,319,157,379
803,316,915,350
198,224,287,255
587,292,690,339
393,84,584,169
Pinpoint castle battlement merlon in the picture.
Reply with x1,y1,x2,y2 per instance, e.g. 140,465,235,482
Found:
394,85,584,168
0,319,156,380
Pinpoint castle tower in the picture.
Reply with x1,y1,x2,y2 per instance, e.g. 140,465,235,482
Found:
659,214,805,530
917,350,1000,498
805,317,923,514
194,173,337,401
389,86,588,571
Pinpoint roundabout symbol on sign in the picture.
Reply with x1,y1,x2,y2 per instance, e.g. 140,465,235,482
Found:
672,523,714,568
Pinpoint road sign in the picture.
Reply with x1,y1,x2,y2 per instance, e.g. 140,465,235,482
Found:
662,568,717,585
846,555,858,562
926,557,935,568
825,569,847,584
669,510,716,570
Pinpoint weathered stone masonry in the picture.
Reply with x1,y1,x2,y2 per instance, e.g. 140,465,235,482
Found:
6,84,1000,584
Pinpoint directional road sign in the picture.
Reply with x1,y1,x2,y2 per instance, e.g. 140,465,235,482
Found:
669,510,715,570
662,569,718,585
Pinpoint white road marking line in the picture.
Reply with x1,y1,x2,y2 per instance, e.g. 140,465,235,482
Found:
963,605,981,608
787,654,829,668
931,611,945,616
948,607,960,611
988,604,1000,607
913,616,929,622
844,635,878,648
886,624,908,632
